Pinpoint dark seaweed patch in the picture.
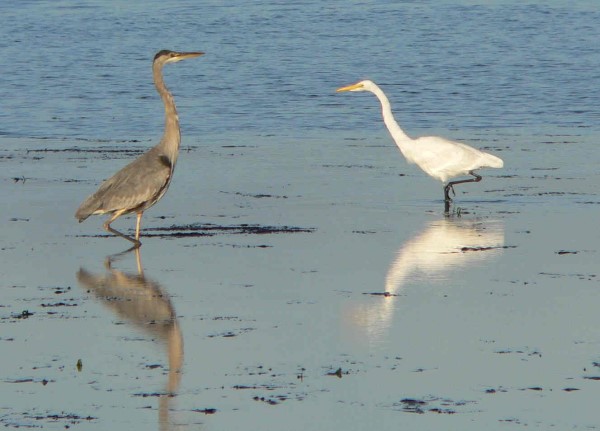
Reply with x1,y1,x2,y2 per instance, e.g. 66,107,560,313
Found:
362,292,397,297
394,397,473,414
143,223,315,238
192,408,217,414
461,245,516,252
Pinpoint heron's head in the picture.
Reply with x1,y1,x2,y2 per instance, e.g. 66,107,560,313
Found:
154,50,204,65
336,80,376,93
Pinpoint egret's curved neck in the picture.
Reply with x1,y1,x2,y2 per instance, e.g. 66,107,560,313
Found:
369,84,411,146
153,61,180,167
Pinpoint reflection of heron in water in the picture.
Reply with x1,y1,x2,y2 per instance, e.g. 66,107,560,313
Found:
347,218,505,342
77,247,182,430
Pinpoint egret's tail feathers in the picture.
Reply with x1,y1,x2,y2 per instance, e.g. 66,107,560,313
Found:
483,153,504,169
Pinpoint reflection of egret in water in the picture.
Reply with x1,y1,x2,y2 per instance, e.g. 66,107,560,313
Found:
77,248,182,430
348,218,505,342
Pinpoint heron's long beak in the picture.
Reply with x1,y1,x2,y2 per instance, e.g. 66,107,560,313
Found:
336,82,364,92
176,51,204,60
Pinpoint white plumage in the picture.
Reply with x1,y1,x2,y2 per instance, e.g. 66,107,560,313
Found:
337,80,503,206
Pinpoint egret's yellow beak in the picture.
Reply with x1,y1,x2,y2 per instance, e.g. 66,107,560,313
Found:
336,82,364,92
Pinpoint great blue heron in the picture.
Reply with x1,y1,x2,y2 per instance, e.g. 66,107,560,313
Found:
336,80,503,210
75,50,204,247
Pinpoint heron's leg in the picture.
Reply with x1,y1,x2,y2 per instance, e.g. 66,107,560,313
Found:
134,247,144,276
135,212,144,242
103,212,141,247
445,171,482,199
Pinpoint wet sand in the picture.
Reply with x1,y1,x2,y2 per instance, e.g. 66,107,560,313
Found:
1,130,599,430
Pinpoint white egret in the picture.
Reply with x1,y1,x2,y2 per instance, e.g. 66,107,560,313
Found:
337,80,503,207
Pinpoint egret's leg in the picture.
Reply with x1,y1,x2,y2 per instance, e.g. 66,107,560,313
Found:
445,171,482,201
444,184,454,202
444,199,451,214
103,212,141,247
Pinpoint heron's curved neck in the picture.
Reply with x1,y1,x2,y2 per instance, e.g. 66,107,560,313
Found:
370,84,411,146
153,62,180,166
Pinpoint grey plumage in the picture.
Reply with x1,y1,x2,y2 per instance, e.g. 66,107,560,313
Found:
75,50,204,247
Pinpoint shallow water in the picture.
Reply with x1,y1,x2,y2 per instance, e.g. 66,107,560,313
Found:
2,130,599,430
1,1,600,430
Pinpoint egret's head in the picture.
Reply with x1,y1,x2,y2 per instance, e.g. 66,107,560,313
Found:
154,50,204,65
336,80,375,93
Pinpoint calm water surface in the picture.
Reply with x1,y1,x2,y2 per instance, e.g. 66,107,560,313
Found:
0,0,599,139
1,1,599,430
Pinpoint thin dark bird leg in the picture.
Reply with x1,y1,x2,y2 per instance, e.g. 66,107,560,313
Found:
444,185,453,203
444,171,482,202
103,213,142,247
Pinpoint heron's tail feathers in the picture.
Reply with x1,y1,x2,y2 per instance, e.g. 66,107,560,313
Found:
75,198,97,223
75,208,91,223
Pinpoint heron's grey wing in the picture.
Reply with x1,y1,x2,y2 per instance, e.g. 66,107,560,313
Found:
75,148,172,220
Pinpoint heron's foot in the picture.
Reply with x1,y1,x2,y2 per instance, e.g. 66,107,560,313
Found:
104,223,142,247
125,238,142,248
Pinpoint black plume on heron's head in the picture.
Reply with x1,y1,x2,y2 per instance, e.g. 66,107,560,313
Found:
154,50,174,61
